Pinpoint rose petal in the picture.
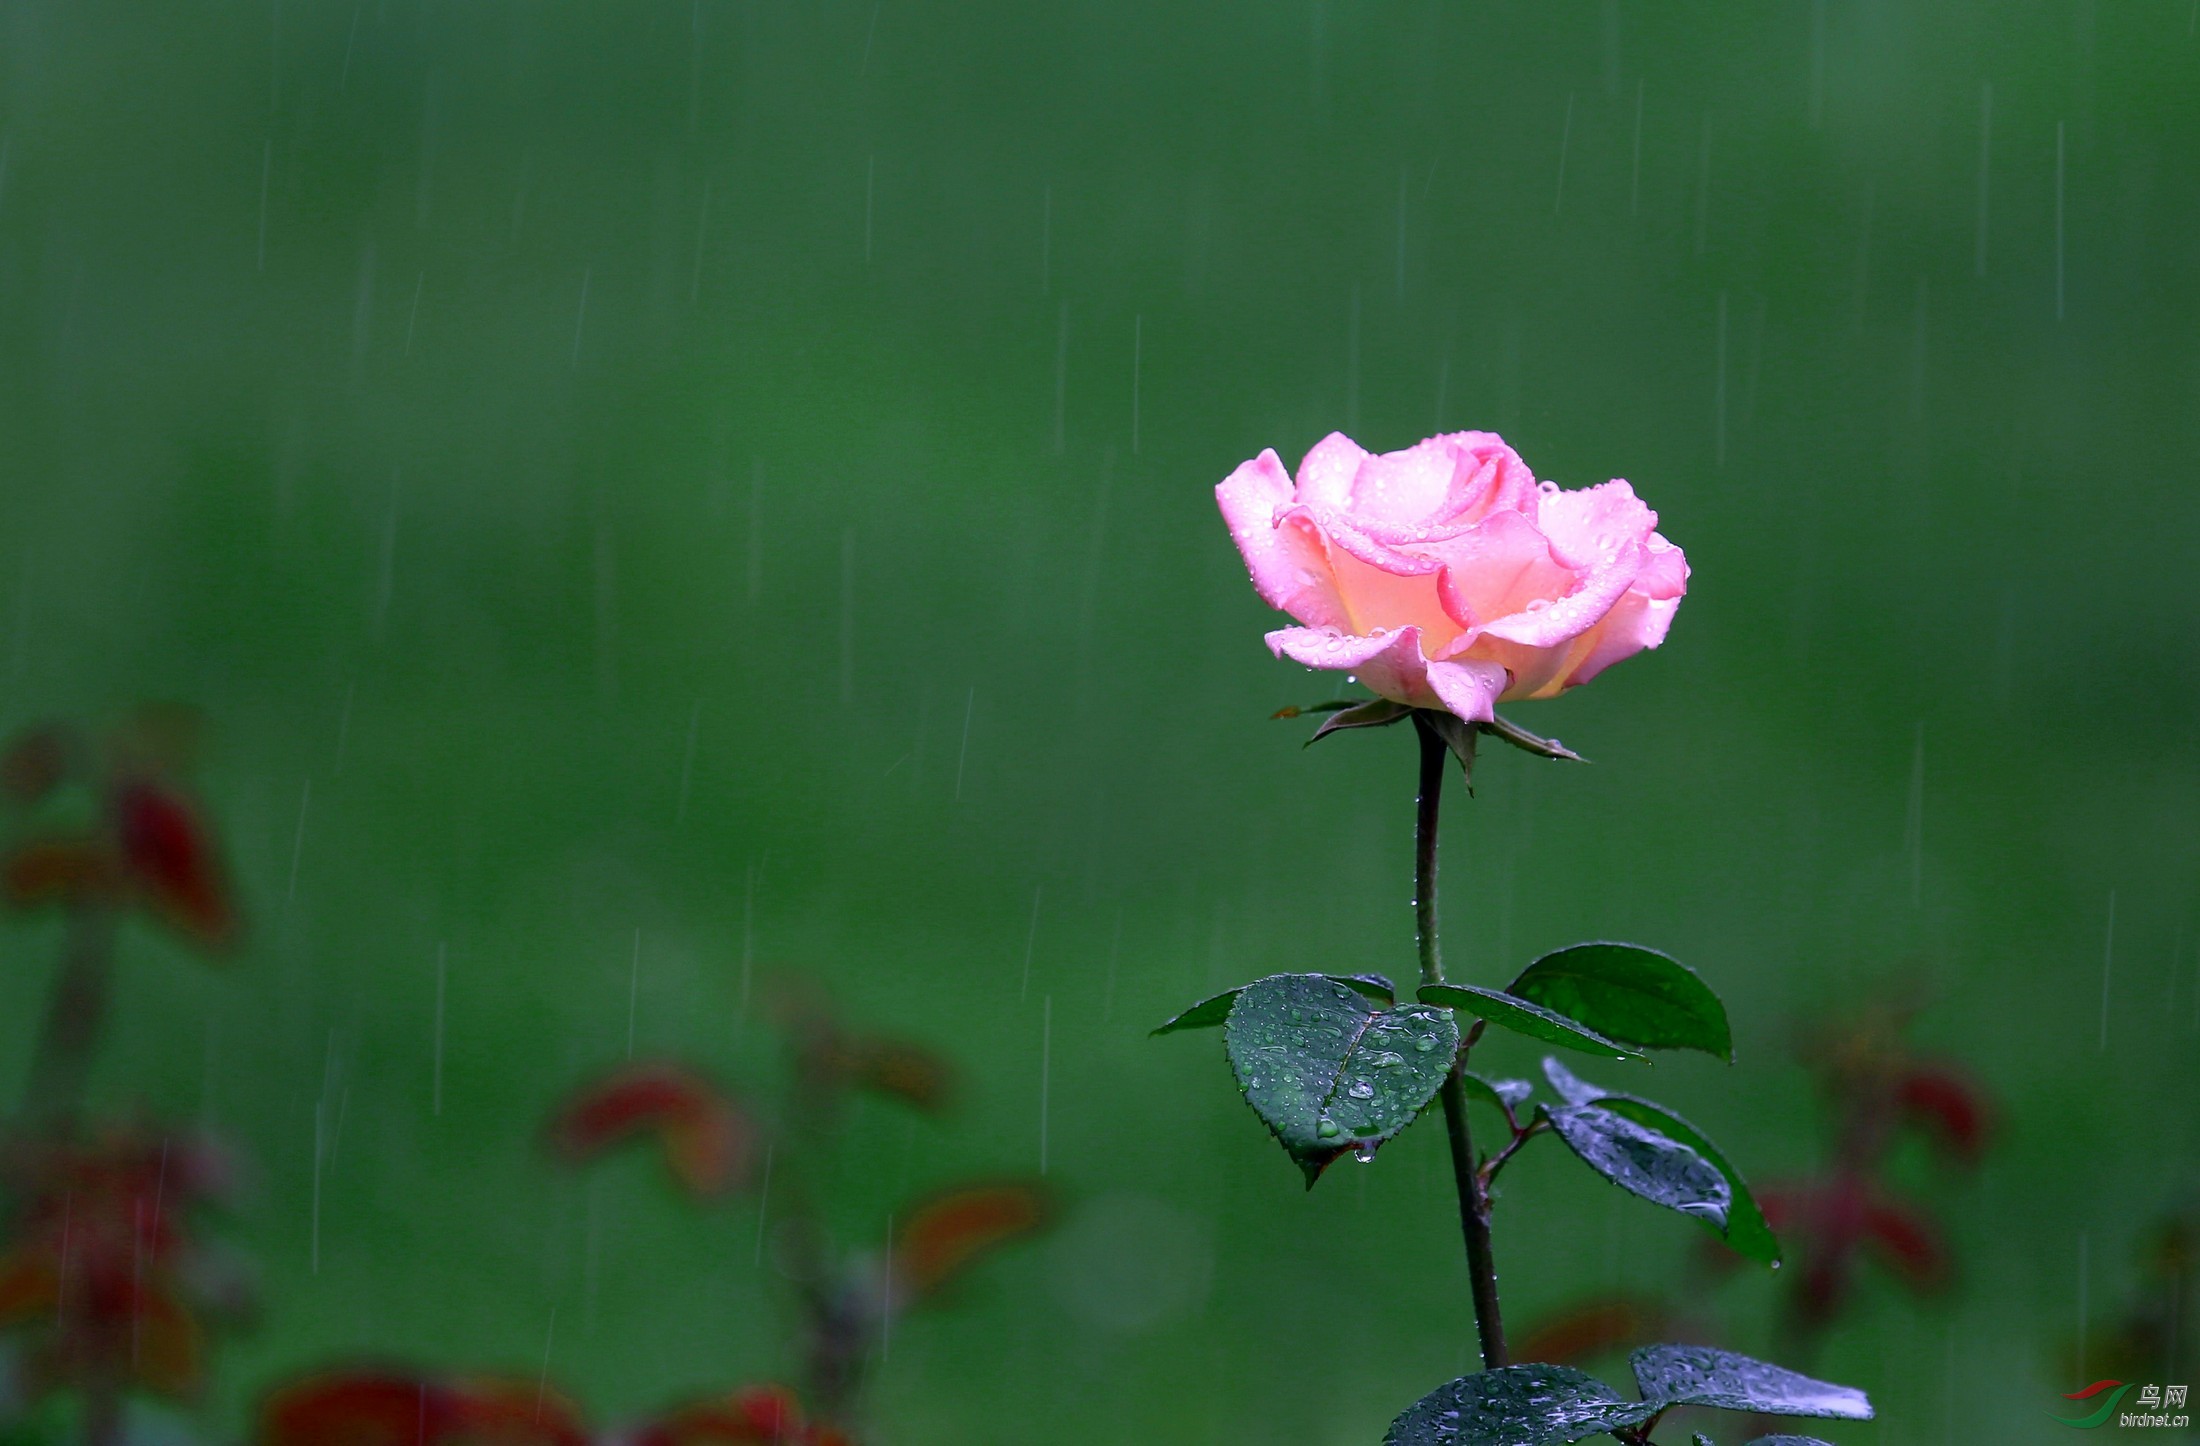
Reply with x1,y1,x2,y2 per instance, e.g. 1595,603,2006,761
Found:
1217,451,1351,630
1293,432,1370,512
1475,540,1644,651
1423,659,1509,725
1342,436,1464,527
1552,539,1689,689
1428,510,1575,628
1534,478,1660,571
1267,626,1440,709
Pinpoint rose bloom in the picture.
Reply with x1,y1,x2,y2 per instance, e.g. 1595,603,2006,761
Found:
1217,431,1687,723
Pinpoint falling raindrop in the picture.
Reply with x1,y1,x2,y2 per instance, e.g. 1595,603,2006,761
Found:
2099,892,2116,1051
571,265,591,367
1552,93,1574,216
1020,884,1043,1000
2055,120,2067,320
1975,82,1993,278
432,943,446,1117
285,777,311,907
692,180,712,304
1629,79,1645,215
626,927,641,1059
1039,994,1053,1175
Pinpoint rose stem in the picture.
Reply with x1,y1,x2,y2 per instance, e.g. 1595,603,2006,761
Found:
1413,714,1509,1370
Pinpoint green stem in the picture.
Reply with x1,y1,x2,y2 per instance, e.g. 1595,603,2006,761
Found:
21,906,118,1136
1414,716,1509,1371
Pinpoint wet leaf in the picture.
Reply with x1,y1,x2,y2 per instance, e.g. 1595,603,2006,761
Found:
1383,1363,1658,1445
1418,984,1645,1061
1306,697,1414,743
1545,1104,1731,1231
1483,713,1587,763
1507,943,1731,1060
1541,1058,1779,1266
1222,974,1458,1186
1459,1071,1532,1116
1153,972,1395,1034
1631,1344,1873,1420
1153,988,1242,1034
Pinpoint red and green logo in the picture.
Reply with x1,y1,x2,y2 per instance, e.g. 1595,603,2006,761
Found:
2054,1380,2134,1428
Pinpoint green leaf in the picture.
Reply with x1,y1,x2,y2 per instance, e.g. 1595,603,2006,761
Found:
1383,1364,1658,1446
1306,697,1414,743
1484,712,1587,762
1152,972,1396,1034
1152,989,1241,1035
1411,709,1481,781
1459,1071,1532,1116
1222,975,1458,1187
1544,1103,1731,1230
1330,972,1397,1006
1541,1058,1780,1266
1507,943,1732,1060
1418,984,1646,1061
1631,1345,1873,1420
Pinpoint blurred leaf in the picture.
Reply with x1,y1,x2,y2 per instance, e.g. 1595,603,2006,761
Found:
1459,1071,1532,1116
1,837,119,912
1418,984,1645,1061
633,1386,852,1446
544,1063,755,1197
1383,1363,1657,1445
0,724,77,808
1860,1191,1948,1293
1306,697,1413,743
1223,974,1457,1187
260,1370,589,1446
114,703,206,777
1153,972,1394,1034
1545,1104,1731,1231
114,780,241,954
889,1182,1052,1301
1631,1344,1873,1420
1743,1438,1839,1446
445,1378,593,1446
1541,1058,1779,1266
1894,1065,1992,1168
1483,713,1587,763
1507,943,1731,1060
833,1033,954,1112
1516,1295,1672,1369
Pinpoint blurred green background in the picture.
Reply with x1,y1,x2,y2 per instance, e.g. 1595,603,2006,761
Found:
3,0,2198,1440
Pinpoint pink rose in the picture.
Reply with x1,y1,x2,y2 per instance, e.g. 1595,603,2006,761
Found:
1217,431,1687,724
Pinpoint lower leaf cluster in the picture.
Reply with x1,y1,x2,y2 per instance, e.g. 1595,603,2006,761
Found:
1384,1347,1870,1446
